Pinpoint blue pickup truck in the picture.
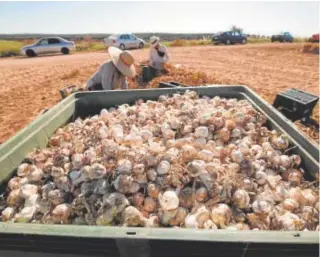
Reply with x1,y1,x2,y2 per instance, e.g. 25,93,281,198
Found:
271,32,294,43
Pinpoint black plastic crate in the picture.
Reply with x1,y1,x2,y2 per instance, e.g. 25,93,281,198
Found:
273,88,319,123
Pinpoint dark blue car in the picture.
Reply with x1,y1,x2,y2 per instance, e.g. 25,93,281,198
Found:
212,31,247,45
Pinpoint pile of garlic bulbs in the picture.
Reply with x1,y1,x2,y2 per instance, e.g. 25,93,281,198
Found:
1,90,318,231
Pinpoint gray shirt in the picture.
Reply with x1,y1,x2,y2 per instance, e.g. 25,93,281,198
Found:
86,60,128,90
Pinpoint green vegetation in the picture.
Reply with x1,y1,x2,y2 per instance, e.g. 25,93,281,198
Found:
0,40,23,57
247,37,270,44
164,39,212,47
76,41,106,52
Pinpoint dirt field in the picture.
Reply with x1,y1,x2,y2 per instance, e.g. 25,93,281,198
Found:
0,43,318,144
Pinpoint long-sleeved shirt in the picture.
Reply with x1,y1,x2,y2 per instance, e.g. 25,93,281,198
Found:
86,60,128,90
149,44,170,70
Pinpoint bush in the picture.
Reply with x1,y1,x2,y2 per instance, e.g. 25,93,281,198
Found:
170,39,188,47
0,40,23,57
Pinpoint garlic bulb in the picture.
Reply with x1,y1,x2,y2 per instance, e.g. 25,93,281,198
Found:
185,205,211,229
143,197,157,213
159,190,179,211
147,183,161,198
179,187,194,209
146,168,157,182
54,176,71,192
20,184,38,199
288,187,305,205
113,175,140,194
7,189,21,206
117,159,132,175
195,126,209,138
187,160,205,177
1,207,15,221
198,150,214,162
158,208,178,226
301,189,318,206
14,206,37,223
17,163,31,177
122,206,147,227
157,160,171,175
168,207,187,227
231,150,244,163
283,198,299,212
272,134,289,150
252,200,271,214
233,189,250,209
196,187,208,202
8,177,22,190
132,192,145,207
277,211,305,231
203,219,218,229
51,203,73,224
26,167,44,182
288,169,303,186
72,153,84,170
274,184,288,202
180,145,197,162
255,171,267,186
211,204,232,228
48,189,66,206
146,215,160,227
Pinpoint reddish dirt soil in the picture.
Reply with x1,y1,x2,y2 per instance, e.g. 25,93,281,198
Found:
0,43,318,144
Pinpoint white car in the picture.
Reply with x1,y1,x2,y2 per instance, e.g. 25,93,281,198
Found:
20,37,75,57
104,34,145,50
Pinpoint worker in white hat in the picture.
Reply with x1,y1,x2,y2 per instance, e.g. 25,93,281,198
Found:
86,46,136,91
149,36,170,73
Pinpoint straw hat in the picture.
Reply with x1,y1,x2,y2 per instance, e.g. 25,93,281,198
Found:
150,36,160,46
108,46,136,78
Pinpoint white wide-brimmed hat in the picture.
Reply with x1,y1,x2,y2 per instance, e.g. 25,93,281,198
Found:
150,36,160,46
108,46,136,78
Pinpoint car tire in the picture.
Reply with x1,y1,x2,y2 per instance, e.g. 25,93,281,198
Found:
61,48,70,55
226,40,231,45
26,49,36,57
139,42,144,49
120,44,125,50
241,39,247,44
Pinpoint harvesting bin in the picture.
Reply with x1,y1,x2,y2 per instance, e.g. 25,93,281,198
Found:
0,85,318,257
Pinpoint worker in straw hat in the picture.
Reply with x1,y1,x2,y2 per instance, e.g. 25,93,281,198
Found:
149,36,170,74
86,46,136,91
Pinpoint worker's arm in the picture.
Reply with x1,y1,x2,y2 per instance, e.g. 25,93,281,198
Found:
100,61,114,90
86,70,100,90
120,76,129,90
163,46,170,63
149,48,157,67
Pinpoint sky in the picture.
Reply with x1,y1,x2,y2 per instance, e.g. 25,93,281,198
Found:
0,1,318,37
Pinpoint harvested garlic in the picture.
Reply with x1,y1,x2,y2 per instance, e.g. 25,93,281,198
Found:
283,198,299,212
196,187,208,202
211,204,232,228
252,200,272,214
185,205,211,229
1,207,15,221
159,190,179,211
157,160,171,175
122,206,147,227
233,189,250,209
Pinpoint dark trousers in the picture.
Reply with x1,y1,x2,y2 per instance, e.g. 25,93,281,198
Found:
88,83,103,91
